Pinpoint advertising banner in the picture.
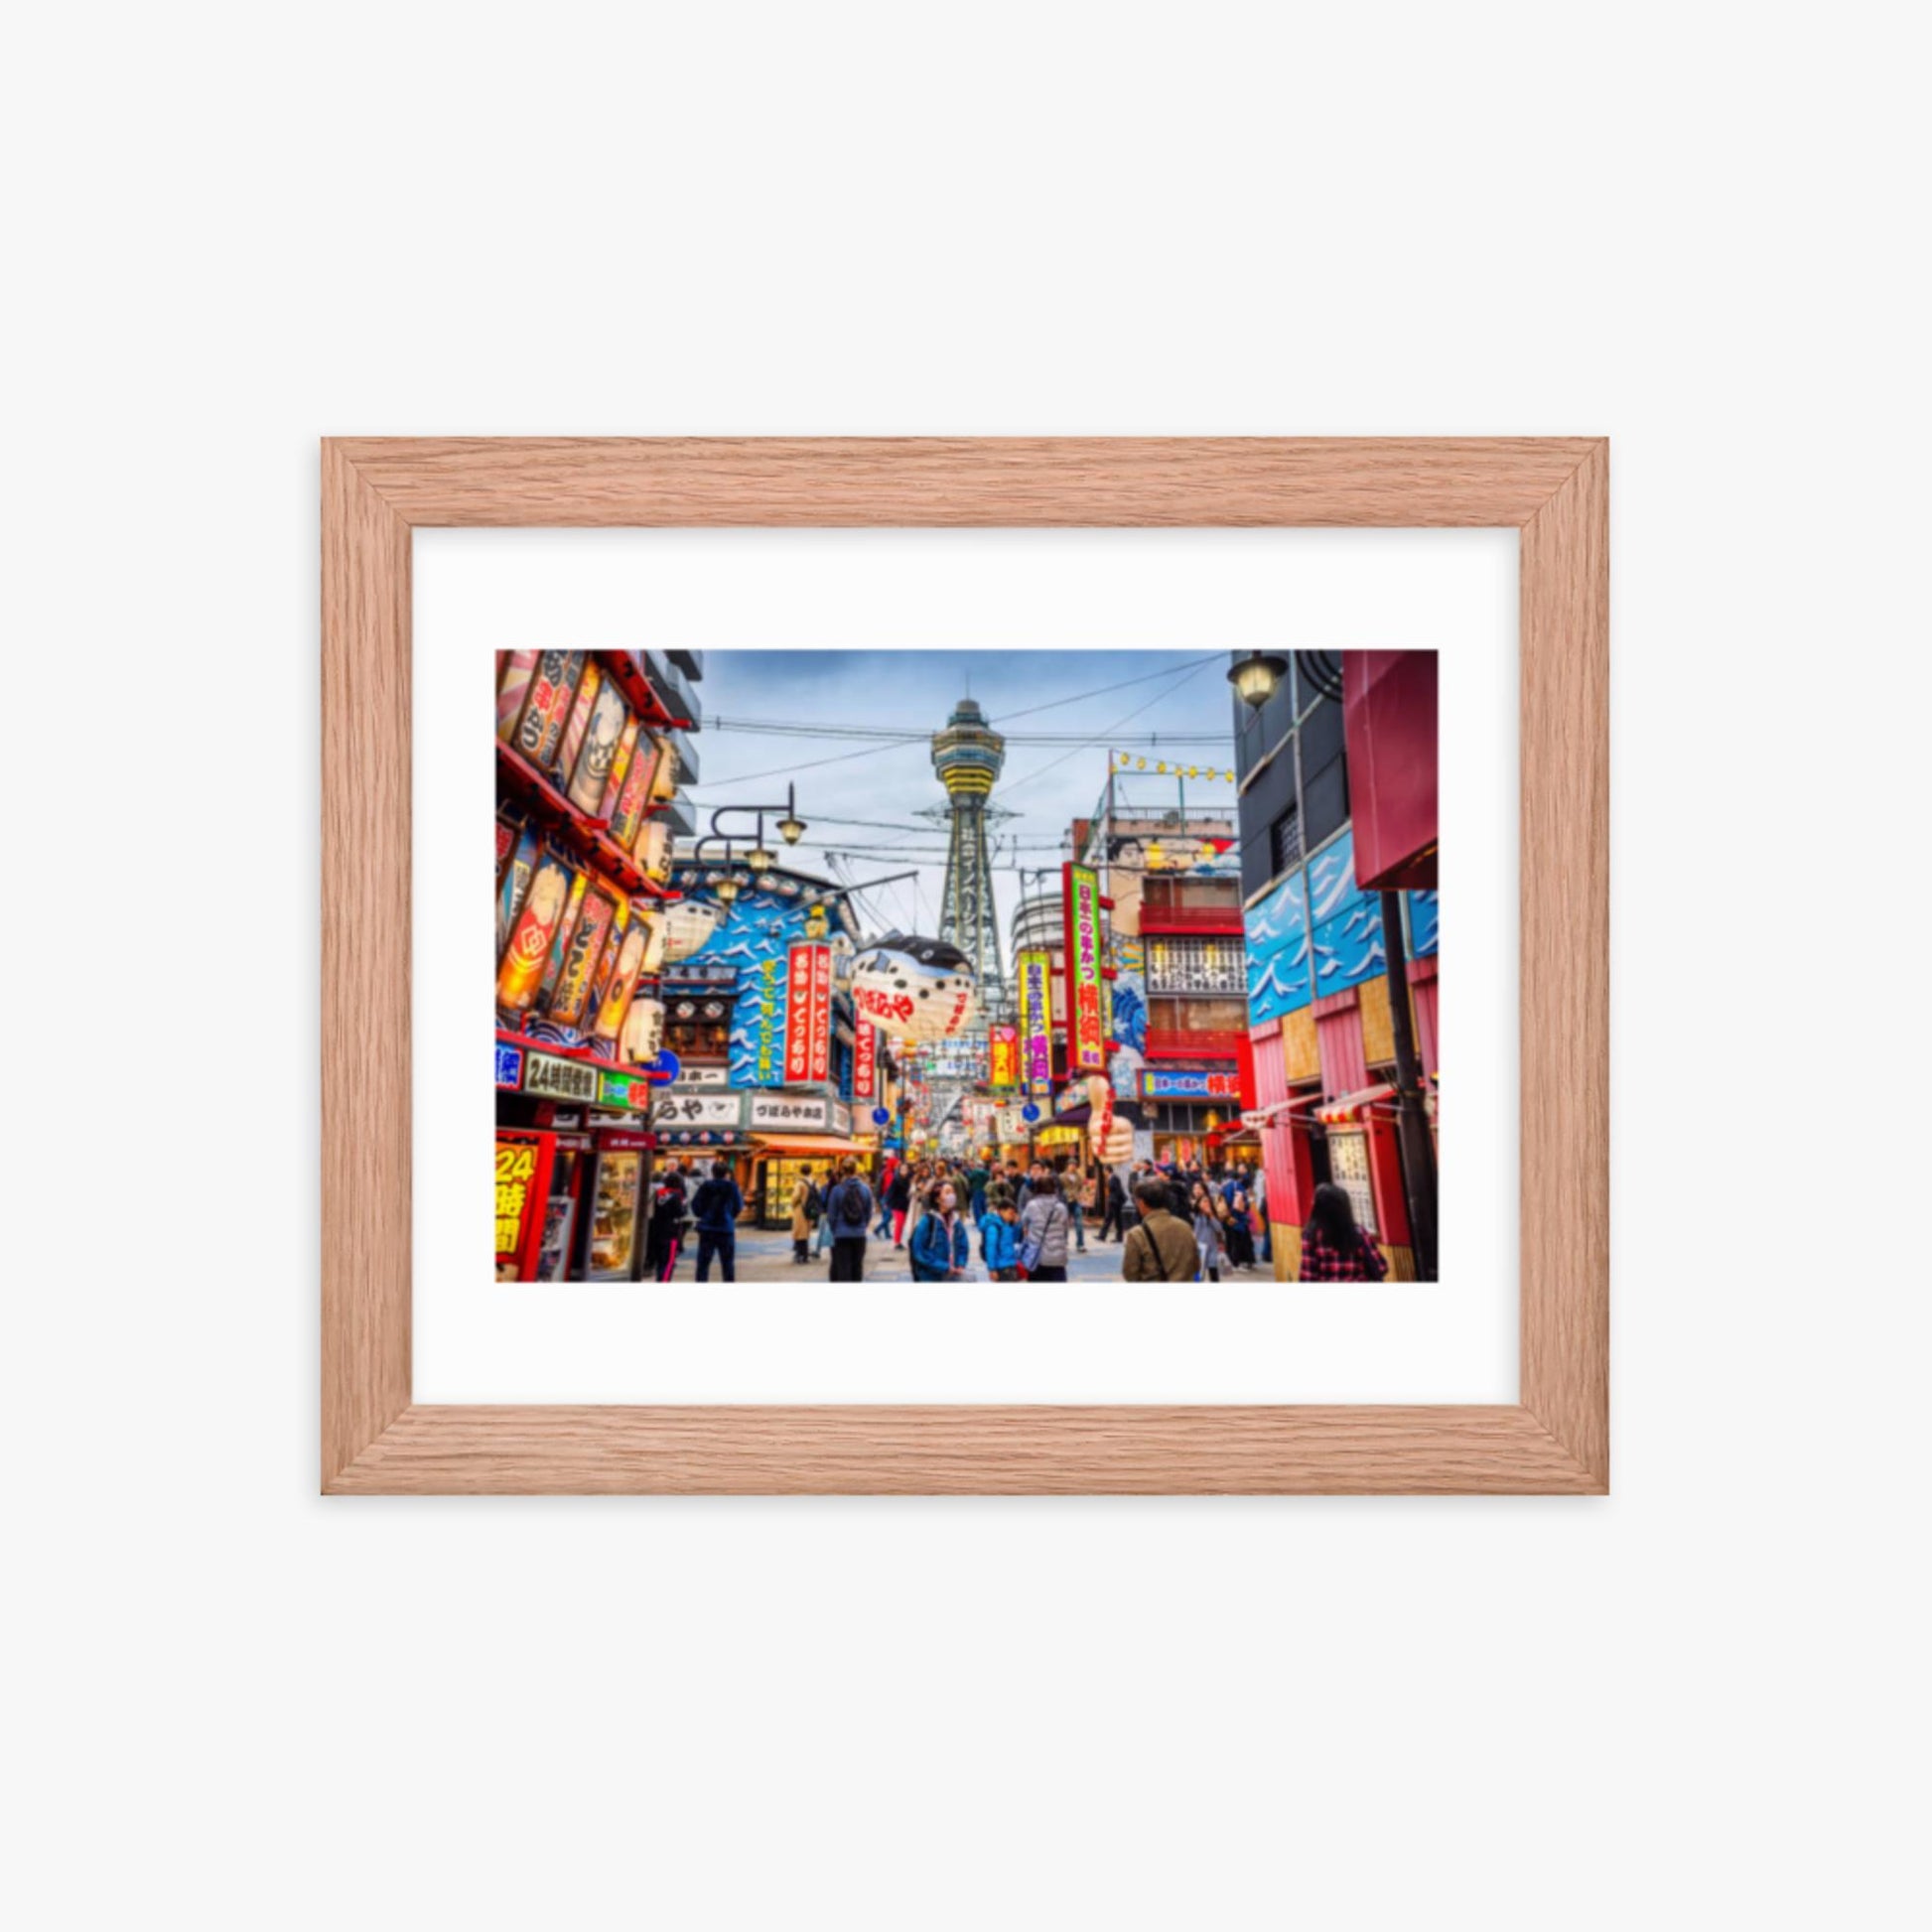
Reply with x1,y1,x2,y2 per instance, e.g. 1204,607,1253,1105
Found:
494,1128,556,1282
784,943,833,1083
1062,861,1106,1073
988,1022,1019,1089
853,1021,878,1102
1140,1067,1243,1101
1018,950,1052,1093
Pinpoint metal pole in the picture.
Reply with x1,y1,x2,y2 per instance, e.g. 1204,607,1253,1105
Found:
1378,889,1438,1281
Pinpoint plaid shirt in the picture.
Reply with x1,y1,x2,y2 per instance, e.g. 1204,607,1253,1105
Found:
1298,1222,1390,1282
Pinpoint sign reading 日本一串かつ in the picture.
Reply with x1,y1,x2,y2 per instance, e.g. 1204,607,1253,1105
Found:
1062,862,1105,1073
1018,952,1051,1092
1139,1067,1242,1101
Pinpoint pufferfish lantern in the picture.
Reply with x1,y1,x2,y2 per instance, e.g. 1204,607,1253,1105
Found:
658,898,722,964
850,933,978,1043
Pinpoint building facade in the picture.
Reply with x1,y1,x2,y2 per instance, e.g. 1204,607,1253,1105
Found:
1232,651,1440,1280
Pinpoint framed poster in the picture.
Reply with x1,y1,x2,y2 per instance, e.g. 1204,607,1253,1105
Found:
324,437,1605,1493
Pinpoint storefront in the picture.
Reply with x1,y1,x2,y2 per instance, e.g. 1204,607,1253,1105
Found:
1315,1084,1416,1280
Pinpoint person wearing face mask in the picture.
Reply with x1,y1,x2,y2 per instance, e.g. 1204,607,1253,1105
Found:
908,1180,971,1281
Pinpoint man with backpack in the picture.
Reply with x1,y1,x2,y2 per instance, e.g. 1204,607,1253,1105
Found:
689,1161,745,1283
824,1157,875,1281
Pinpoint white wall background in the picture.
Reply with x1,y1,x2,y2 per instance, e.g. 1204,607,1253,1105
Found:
8,5,1921,1928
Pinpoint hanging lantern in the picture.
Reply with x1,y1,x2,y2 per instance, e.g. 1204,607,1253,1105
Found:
621,995,666,1066
659,899,722,961
714,874,742,905
637,906,668,974
776,809,806,845
850,933,978,1043
747,845,775,874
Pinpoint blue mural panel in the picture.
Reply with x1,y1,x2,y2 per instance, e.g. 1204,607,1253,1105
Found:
1244,871,1312,1026
1408,889,1439,958
1311,897,1387,995
679,885,817,1087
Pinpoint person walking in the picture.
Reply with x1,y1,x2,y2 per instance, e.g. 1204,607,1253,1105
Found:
1018,1173,1073,1282
813,1169,836,1260
1063,1165,1089,1255
1224,1174,1257,1271
887,1162,913,1247
1296,1182,1391,1282
1253,1164,1271,1266
874,1157,897,1238
908,1180,971,1281
789,1168,815,1264
825,1157,874,1281
1120,1178,1200,1281
1189,1179,1229,1283
979,1192,1021,1280
689,1160,744,1282
646,1161,690,1282
1098,1168,1128,1242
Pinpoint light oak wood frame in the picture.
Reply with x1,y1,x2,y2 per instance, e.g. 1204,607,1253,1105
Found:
323,438,1607,1494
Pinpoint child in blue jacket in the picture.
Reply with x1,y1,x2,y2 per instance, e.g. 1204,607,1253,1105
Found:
979,1196,1021,1281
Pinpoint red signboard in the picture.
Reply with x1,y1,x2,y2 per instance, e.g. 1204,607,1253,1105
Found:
853,1020,878,1101
784,943,833,1083
1343,650,1439,891
494,1127,556,1282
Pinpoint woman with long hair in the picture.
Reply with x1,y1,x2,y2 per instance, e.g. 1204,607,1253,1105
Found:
1297,1181,1390,1282
1189,1179,1228,1283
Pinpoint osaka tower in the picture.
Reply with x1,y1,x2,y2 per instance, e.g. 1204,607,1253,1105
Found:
930,696,1007,1006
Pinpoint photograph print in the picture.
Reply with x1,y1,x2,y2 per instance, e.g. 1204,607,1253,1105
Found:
492,647,1439,1285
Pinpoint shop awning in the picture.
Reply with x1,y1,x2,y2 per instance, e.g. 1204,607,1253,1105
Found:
751,1135,874,1157
1317,1083,1396,1123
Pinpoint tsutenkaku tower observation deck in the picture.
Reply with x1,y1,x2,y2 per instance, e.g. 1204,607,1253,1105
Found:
930,697,1008,1008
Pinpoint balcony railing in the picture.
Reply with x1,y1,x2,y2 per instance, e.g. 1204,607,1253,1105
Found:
1143,1028,1247,1061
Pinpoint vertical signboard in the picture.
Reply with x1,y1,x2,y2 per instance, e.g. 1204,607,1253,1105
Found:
1018,950,1052,1093
494,1127,556,1282
784,943,833,1083
853,1020,878,1102
988,1022,1018,1089
1062,861,1106,1073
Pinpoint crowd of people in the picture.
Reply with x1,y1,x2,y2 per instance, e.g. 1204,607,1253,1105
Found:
638,1149,1389,1285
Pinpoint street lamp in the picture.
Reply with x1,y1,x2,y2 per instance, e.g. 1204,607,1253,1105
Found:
747,845,775,874
776,801,806,845
714,873,742,905
1227,651,1288,708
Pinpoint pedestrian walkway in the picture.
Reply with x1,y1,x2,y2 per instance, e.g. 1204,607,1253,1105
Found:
661,1222,1263,1282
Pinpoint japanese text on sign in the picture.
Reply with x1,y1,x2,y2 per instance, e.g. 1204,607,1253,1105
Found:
1062,862,1105,1073
1018,951,1051,1093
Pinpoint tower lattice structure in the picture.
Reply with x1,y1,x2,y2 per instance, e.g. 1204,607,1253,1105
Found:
930,697,1008,1011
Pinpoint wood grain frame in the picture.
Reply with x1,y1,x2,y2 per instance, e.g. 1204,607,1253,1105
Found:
323,438,1607,1494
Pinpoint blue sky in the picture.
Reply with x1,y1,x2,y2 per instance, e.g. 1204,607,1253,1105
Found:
682,648,1239,943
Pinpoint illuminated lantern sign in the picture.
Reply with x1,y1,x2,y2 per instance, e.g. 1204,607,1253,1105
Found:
851,934,978,1042
988,1023,1019,1089
1062,862,1106,1074
1018,950,1051,1092
784,943,833,1082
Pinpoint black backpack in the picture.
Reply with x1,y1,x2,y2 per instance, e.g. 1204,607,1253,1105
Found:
835,1178,872,1231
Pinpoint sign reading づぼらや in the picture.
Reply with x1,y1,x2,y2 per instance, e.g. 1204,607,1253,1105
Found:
749,1093,833,1132
651,1090,743,1130
1062,861,1105,1074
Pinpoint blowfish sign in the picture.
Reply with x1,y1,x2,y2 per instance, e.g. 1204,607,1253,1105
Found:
784,943,833,1083
1018,951,1051,1092
1062,861,1106,1073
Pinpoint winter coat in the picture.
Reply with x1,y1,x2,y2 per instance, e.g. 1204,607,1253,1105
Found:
1122,1209,1200,1282
1019,1194,1071,1269
690,1177,742,1234
888,1171,912,1211
909,1210,971,1280
789,1179,813,1241
979,1212,1020,1274
827,1176,874,1237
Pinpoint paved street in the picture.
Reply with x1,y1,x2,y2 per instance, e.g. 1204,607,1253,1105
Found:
663,1220,1268,1282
